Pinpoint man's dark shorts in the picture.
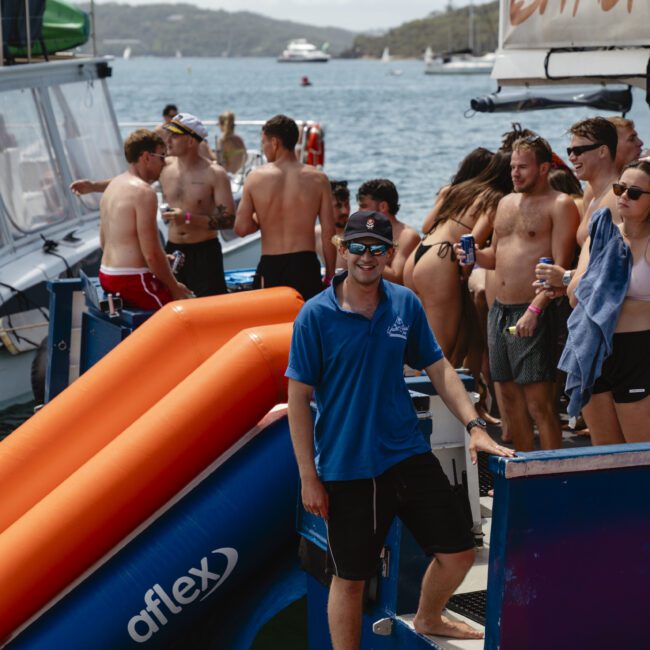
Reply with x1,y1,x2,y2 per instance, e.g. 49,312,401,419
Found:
254,251,322,301
488,299,557,384
165,238,227,297
323,453,474,581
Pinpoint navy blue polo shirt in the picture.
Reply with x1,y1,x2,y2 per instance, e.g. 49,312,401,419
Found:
286,273,443,481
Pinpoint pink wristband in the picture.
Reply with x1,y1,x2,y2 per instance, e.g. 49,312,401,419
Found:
184,211,191,224
527,304,543,315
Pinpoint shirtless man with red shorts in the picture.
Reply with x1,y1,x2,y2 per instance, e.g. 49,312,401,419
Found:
99,129,191,310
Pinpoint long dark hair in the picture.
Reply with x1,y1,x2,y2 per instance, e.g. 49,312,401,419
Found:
431,151,513,230
450,147,494,185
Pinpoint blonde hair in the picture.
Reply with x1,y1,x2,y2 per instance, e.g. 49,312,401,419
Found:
219,111,235,136
607,116,635,131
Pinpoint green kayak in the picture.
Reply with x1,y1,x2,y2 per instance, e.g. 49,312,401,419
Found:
5,0,89,58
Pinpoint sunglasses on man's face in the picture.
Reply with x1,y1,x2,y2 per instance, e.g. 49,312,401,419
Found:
612,182,650,201
566,142,603,157
346,242,390,256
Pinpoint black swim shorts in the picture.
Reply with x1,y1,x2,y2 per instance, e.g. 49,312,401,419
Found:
323,453,475,581
253,251,323,301
165,238,227,297
592,329,650,403
488,299,557,384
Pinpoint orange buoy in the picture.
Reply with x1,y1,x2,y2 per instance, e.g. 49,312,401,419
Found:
305,123,324,166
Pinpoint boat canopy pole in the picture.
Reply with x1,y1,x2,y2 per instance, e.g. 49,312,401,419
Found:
23,0,31,62
90,0,97,56
0,3,3,66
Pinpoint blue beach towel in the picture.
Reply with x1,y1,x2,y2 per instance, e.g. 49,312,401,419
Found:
558,208,632,416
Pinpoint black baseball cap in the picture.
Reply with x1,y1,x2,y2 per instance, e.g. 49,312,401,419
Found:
342,210,393,245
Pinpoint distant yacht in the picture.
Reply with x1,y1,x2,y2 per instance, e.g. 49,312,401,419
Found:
175,49,182,59
381,47,390,63
424,50,494,75
122,46,132,60
277,39,330,63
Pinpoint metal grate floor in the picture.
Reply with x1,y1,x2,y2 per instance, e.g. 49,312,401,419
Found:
477,451,493,496
446,589,487,626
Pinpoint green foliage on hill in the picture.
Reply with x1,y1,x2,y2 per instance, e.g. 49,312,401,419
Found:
76,2,356,57
349,1,499,58
74,1,498,59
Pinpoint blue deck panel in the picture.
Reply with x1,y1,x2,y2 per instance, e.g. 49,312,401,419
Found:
7,416,303,649
485,444,650,649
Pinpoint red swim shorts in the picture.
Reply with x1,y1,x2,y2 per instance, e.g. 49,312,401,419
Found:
99,266,172,310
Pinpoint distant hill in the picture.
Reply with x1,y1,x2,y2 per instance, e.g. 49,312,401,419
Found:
74,1,499,59
75,3,356,57
349,1,499,59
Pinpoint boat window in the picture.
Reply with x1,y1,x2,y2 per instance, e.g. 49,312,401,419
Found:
0,88,68,239
49,80,124,213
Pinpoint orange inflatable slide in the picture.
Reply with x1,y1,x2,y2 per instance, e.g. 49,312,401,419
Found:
0,288,302,642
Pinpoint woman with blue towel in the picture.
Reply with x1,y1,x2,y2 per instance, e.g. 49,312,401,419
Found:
561,159,650,444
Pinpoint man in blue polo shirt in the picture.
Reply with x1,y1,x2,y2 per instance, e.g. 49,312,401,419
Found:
287,210,514,648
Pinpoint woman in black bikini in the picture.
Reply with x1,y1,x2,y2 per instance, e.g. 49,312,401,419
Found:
405,151,512,364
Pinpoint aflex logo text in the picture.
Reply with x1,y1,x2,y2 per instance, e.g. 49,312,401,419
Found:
127,547,238,643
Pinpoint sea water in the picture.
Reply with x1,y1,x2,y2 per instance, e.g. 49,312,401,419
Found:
110,57,648,229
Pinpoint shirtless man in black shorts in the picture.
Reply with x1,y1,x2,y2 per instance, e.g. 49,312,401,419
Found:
160,113,234,296
234,114,335,300
456,136,579,451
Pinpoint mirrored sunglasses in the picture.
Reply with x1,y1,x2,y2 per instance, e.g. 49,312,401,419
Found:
346,242,390,256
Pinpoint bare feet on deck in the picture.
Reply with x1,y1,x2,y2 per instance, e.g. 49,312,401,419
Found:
413,614,484,640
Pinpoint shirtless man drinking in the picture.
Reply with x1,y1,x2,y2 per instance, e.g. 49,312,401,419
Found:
69,114,234,298
234,114,335,300
161,113,235,297
356,179,420,285
456,136,579,451
98,129,191,310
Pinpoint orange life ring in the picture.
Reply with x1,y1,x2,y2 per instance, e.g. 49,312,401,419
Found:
305,123,324,167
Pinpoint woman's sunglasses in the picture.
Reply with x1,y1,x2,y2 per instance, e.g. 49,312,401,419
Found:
346,242,390,256
612,183,650,201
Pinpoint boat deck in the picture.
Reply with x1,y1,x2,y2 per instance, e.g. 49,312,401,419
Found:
398,498,492,649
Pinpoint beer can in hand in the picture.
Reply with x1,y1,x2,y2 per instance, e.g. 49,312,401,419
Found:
170,250,185,274
459,234,476,265
538,257,553,286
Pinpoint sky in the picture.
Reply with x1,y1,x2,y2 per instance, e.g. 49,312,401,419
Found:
96,0,495,32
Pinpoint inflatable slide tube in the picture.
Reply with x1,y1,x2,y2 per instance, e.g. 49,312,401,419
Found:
0,323,293,642
6,414,302,650
0,288,302,534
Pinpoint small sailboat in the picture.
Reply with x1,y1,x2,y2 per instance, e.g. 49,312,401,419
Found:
424,1,494,75
122,46,131,60
381,47,390,63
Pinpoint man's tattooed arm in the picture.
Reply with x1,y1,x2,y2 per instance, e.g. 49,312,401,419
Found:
207,204,236,230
